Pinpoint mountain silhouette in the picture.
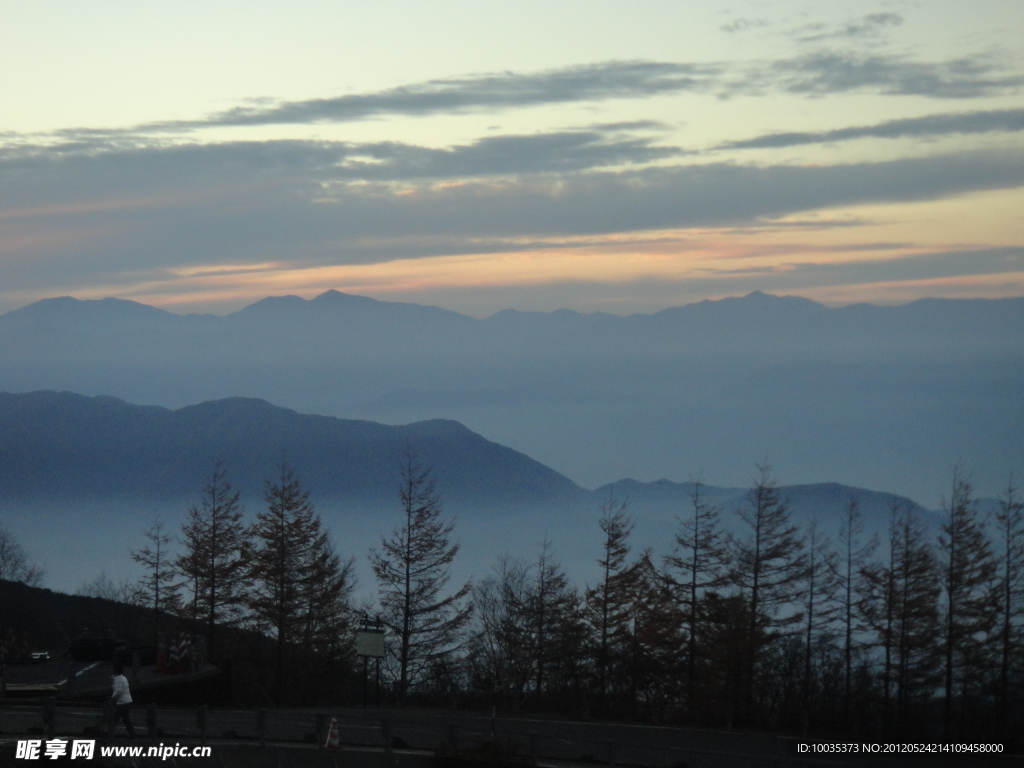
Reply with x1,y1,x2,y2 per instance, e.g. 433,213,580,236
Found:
0,391,581,506
1,290,1020,505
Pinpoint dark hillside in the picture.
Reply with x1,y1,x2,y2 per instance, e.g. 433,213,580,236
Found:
0,391,583,506
0,578,149,653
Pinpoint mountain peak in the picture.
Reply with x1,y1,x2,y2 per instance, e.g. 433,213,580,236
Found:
312,290,380,306
737,290,821,308
5,296,174,324
0,391,582,505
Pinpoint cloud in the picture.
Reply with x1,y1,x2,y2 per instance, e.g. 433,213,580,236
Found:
721,108,1024,150
9,142,1024,238
777,246,1024,285
757,52,1024,98
347,246,1024,319
496,247,1024,310
675,246,1024,300
332,131,680,180
148,61,720,133
182,53,1023,128
13,49,1017,152
796,13,903,43
0,126,678,208
721,17,769,34
3,130,1024,291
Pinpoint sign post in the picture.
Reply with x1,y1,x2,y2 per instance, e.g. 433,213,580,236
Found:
355,615,385,708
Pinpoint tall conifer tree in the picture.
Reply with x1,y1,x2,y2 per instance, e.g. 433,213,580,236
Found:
469,555,533,706
525,535,575,699
131,516,181,637
730,463,807,723
584,489,636,708
176,461,250,656
664,478,728,714
249,462,345,705
994,477,1024,741
864,503,940,732
834,497,877,728
370,447,471,704
628,550,684,720
799,518,839,726
938,466,997,738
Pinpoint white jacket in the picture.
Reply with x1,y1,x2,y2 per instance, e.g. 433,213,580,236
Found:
111,674,132,705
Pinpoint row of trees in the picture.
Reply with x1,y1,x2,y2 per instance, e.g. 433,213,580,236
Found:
130,449,472,708
102,457,1024,743
130,461,355,705
462,465,1024,744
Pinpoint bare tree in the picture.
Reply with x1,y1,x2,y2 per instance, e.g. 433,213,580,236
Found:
628,550,684,720
176,461,250,656
584,489,636,709
730,462,807,723
833,497,877,728
799,518,839,728
523,534,576,700
370,447,471,704
664,477,729,714
862,502,941,731
76,571,136,603
0,523,44,586
131,516,181,637
938,465,997,738
992,476,1024,740
299,535,356,662
468,555,533,707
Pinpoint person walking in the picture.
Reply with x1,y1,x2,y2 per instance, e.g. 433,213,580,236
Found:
109,663,136,738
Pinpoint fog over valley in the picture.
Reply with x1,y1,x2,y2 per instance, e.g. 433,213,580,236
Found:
0,290,1019,592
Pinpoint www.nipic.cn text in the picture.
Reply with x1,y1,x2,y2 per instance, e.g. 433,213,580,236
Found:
16,739,213,761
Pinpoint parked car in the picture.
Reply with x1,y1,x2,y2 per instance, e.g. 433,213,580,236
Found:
4,649,51,664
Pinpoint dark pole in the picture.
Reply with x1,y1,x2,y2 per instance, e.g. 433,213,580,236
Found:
376,657,381,708
363,655,368,708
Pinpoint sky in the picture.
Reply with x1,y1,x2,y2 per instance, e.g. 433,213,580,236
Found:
2,0,1023,317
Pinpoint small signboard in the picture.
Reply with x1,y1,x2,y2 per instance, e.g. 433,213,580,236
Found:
356,630,385,658
356,616,385,658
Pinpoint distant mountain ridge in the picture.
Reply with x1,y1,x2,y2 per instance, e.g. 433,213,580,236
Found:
0,390,958,593
0,390,938,521
1,290,1020,506
0,391,581,506
5,288,1023,341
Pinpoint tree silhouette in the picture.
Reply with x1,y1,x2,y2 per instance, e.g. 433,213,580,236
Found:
0,523,44,586
628,550,683,720
833,496,877,728
131,516,181,638
249,462,343,705
370,447,471,704
468,555,533,707
176,461,250,656
994,476,1024,743
664,478,728,715
863,503,940,732
730,463,806,723
524,535,576,700
938,466,997,738
584,489,636,710
799,518,838,729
